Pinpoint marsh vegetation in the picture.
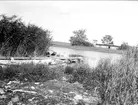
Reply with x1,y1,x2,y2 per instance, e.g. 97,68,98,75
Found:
0,47,138,105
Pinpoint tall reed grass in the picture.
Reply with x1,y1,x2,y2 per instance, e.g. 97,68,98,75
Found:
67,47,138,105
1,47,138,105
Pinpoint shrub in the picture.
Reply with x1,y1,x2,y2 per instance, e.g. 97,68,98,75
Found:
69,29,94,47
68,60,114,103
106,48,138,105
118,42,130,50
67,64,95,91
64,66,74,75
2,65,20,81
67,48,138,105
92,59,114,104
0,15,52,57
71,40,94,47
1,63,64,82
93,47,138,105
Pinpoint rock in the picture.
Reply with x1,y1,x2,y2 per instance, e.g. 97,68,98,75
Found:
30,86,35,90
76,100,85,105
13,89,37,94
0,95,6,99
8,101,13,105
82,97,91,103
48,90,53,93
0,88,4,94
74,94,83,100
68,92,76,98
28,97,35,102
7,81,20,85
34,82,39,85
11,95,19,102
11,57,14,61
62,77,67,81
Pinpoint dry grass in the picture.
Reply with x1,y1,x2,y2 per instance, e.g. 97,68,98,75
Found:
65,47,138,105
0,63,64,82
1,47,138,105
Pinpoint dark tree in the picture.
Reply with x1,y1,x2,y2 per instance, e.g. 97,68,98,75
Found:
69,29,93,47
101,35,113,45
0,15,52,57
118,42,129,50
101,35,114,49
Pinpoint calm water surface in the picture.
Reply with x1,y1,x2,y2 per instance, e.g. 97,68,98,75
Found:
50,46,122,67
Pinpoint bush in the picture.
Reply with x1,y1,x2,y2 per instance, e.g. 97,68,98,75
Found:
64,66,74,75
2,65,20,81
107,48,138,105
67,48,138,105
67,64,95,91
118,42,130,50
1,63,64,82
92,48,138,104
71,40,94,47
69,29,94,47
0,15,52,57
92,59,114,104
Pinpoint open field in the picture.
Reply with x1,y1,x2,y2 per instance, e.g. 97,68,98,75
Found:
52,41,123,54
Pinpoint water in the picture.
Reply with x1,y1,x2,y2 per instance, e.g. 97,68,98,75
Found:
50,46,122,67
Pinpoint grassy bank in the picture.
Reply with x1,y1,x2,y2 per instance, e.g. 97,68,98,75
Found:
52,41,122,54
0,47,138,105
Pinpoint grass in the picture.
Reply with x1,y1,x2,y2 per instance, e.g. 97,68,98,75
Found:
52,41,122,54
69,54,84,57
0,63,99,105
0,63,64,82
64,47,138,105
1,47,138,105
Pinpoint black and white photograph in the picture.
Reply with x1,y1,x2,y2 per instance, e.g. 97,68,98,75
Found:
0,0,138,105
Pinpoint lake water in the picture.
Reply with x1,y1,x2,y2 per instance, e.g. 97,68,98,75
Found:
50,46,122,67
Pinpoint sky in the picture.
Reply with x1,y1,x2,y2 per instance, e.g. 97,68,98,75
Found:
0,1,138,46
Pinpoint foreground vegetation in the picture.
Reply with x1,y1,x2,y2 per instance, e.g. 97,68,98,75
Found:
0,15,52,57
0,47,138,105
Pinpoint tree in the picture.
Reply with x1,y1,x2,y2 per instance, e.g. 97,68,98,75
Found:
118,42,129,50
0,15,52,57
101,35,113,45
101,35,113,49
69,29,93,47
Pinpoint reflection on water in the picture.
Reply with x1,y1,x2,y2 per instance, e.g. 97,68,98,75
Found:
50,46,122,67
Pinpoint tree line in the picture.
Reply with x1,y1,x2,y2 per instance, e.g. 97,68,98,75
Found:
69,29,130,50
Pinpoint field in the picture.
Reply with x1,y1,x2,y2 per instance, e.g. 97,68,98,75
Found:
52,41,122,54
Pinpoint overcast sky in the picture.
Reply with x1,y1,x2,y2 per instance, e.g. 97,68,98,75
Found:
0,1,138,46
